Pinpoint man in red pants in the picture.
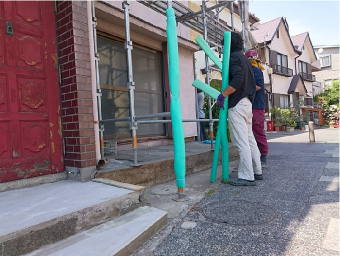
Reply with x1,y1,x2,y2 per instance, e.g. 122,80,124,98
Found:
245,50,269,169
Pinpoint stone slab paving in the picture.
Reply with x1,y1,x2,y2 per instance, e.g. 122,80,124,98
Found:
134,128,339,256
0,180,133,237
323,218,340,252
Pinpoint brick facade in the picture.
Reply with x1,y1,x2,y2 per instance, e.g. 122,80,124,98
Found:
56,1,96,174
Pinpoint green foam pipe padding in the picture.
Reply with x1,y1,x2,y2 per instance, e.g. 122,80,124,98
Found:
210,32,231,182
210,127,221,182
166,8,186,188
195,36,222,70
192,79,220,100
220,31,231,180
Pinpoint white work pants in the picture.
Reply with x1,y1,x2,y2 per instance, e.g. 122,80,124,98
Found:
228,98,262,181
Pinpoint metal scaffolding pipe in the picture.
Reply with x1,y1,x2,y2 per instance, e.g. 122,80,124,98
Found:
183,119,219,122
230,1,235,31
202,1,214,150
239,0,246,51
91,0,105,167
138,120,171,124
101,117,131,123
123,0,138,166
135,112,171,120
177,1,230,23
167,0,172,9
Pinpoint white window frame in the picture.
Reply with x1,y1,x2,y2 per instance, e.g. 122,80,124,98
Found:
324,79,333,89
277,53,288,68
280,95,290,109
320,55,331,67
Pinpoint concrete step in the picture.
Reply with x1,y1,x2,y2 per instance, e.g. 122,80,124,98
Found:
0,180,145,256
96,143,239,187
26,206,167,256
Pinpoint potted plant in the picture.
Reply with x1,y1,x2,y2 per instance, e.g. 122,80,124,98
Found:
280,108,290,131
300,121,305,130
286,108,299,132
274,120,281,131
286,122,296,132
270,106,282,131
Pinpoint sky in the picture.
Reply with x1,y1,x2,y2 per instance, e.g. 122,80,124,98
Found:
249,0,340,46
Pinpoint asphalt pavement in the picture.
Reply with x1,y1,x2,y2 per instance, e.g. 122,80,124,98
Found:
133,128,339,256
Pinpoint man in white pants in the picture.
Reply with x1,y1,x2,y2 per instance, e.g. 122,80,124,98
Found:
217,32,262,186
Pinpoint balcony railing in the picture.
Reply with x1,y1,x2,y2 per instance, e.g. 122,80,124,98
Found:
272,64,293,77
300,72,316,82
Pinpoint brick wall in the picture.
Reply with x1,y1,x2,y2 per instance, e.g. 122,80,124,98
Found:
56,1,96,170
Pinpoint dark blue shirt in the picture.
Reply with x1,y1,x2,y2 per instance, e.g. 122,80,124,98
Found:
252,67,266,109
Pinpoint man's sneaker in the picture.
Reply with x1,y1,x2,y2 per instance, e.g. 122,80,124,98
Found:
261,162,268,170
254,174,263,180
229,178,256,186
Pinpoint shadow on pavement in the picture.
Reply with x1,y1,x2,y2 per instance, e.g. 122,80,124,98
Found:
135,138,339,256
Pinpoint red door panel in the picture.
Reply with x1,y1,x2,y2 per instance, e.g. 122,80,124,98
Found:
0,1,63,182
14,1,42,28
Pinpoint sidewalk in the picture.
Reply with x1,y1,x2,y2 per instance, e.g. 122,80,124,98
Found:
133,128,339,256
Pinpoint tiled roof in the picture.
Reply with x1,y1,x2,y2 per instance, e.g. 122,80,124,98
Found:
250,17,282,44
291,32,308,51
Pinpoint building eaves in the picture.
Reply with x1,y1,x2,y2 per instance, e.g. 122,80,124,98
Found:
314,45,340,49
288,74,308,95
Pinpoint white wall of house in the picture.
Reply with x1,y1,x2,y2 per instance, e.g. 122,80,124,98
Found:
269,23,297,95
102,1,191,40
297,43,313,65
304,81,313,98
271,75,291,95
179,47,197,136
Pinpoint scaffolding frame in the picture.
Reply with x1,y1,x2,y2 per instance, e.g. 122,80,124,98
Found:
91,0,246,166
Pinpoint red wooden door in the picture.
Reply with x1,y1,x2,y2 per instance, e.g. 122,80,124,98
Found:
0,1,63,182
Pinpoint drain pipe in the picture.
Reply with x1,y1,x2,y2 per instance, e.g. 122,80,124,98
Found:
123,0,138,166
87,0,101,164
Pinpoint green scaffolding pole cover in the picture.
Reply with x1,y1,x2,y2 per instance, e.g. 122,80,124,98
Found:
192,79,220,100
195,36,222,70
219,31,231,181
211,32,231,182
166,8,186,188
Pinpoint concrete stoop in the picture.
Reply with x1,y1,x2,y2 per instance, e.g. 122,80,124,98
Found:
96,144,239,187
0,180,167,256
26,206,167,256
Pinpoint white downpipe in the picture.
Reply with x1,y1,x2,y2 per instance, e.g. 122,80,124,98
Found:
87,1,101,163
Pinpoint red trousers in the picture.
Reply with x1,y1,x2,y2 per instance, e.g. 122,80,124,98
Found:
252,109,268,156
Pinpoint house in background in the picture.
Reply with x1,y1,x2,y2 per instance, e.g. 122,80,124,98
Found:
251,17,300,111
291,32,320,107
250,17,320,114
313,45,340,93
